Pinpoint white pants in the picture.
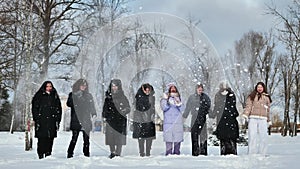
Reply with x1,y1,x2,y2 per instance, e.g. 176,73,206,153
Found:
248,118,268,155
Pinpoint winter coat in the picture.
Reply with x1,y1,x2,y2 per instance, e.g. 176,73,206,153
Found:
67,91,96,133
243,93,271,121
102,89,130,145
183,92,211,128
160,94,184,142
132,86,156,139
213,90,239,140
32,88,62,138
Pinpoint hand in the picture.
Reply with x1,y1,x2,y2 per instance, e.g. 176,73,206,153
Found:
162,93,168,99
242,114,248,123
268,121,272,127
92,115,97,119
36,123,40,131
56,122,60,131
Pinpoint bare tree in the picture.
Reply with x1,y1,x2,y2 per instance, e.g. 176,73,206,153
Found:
267,1,300,136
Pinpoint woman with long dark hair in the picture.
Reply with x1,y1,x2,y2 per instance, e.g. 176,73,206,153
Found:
32,81,62,159
132,83,156,157
243,82,272,155
67,79,96,158
160,83,184,155
102,79,131,158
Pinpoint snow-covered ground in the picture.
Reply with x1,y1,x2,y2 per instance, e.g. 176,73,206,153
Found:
0,131,299,169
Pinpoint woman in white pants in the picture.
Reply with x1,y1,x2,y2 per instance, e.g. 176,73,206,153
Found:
243,82,272,155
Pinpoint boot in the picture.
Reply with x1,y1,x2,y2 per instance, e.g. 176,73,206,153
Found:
165,142,173,156
38,154,44,159
173,142,181,155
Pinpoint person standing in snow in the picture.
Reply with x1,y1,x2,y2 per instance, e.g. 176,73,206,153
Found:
243,82,272,155
183,83,211,156
32,81,62,159
102,79,131,158
212,82,239,155
66,79,97,158
160,83,184,155
132,83,156,157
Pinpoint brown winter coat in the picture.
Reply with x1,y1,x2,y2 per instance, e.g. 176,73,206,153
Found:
243,93,271,121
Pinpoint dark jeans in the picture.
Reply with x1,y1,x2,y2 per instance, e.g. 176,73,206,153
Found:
37,138,54,159
67,130,90,157
191,122,208,156
138,138,153,156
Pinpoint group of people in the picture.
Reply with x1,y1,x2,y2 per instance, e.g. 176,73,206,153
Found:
31,79,272,159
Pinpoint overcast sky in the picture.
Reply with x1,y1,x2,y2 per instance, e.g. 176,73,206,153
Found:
128,0,293,56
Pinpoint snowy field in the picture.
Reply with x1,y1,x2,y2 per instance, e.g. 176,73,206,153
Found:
0,131,299,169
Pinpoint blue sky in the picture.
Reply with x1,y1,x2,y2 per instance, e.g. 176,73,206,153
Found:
128,0,293,56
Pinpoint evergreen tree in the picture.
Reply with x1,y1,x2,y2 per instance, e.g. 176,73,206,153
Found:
0,86,12,131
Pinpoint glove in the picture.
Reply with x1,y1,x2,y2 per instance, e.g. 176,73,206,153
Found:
242,114,248,122
162,93,168,99
268,121,272,127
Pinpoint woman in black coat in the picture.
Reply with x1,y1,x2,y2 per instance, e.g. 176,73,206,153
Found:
102,79,130,158
32,81,62,159
67,79,97,158
132,83,156,157
212,83,239,155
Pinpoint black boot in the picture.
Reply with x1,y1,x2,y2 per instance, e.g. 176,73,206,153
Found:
67,153,73,158
38,154,44,159
109,153,116,159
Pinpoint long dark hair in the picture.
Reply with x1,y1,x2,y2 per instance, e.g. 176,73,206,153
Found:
72,79,89,92
248,82,272,103
34,81,58,98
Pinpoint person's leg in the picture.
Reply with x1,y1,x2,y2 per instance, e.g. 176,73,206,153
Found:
138,138,145,157
108,145,116,158
230,139,237,155
220,139,225,155
191,124,200,156
165,142,173,155
45,138,54,157
248,118,258,154
199,123,208,155
115,144,122,156
37,138,45,159
173,142,181,155
258,119,268,155
145,138,153,156
82,130,90,157
67,130,79,158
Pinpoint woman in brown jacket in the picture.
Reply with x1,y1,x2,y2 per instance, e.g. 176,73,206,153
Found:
243,82,272,155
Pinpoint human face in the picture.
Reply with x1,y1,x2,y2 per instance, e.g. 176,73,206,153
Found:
196,86,203,95
257,84,264,93
111,84,118,93
80,84,87,91
45,83,52,92
170,86,177,93
144,88,150,95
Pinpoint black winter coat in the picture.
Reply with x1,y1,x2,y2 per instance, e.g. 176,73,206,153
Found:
213,90,239,140
132,87,156,139
67,91,96,133
183,92,211,128
102,90,130,136
32,90,62,138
